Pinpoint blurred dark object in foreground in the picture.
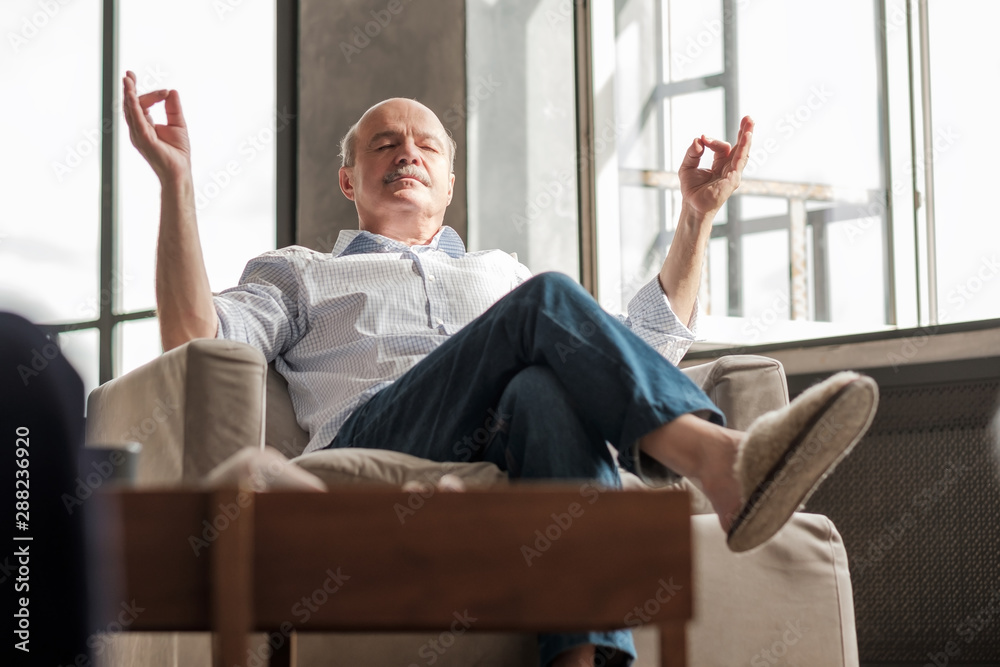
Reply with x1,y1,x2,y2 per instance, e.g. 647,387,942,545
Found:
1,312,91,666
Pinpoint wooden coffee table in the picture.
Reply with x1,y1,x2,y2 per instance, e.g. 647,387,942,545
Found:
96,486,692,666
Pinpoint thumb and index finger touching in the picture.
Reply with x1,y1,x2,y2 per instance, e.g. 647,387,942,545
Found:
680,115,755,172
122,70,186,135
122,69,192,179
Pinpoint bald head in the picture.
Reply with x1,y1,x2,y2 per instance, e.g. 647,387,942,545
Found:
339,98,457,172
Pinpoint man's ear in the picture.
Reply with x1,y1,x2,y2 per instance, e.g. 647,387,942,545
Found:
339,167,355,201
446,172,455,205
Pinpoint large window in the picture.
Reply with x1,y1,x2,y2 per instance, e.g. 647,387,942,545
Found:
1,1,277,397
465,0,581,278
591,0,1000,345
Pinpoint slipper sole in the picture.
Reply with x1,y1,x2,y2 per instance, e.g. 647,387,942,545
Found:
727,375,878,553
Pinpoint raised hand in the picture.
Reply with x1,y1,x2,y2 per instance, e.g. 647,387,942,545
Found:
678,115,754,217
122,70,192,183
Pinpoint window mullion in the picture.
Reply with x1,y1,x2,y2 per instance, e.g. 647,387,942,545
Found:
99,0,119,384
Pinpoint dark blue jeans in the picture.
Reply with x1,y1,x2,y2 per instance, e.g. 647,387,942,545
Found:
327,272,722,666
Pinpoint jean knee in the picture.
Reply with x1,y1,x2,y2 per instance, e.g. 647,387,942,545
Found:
504,365,561,403
518,271,589,302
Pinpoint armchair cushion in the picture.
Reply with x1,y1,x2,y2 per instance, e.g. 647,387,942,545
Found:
292,447,509,488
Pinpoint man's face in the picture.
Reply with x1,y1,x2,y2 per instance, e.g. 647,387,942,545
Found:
339,99,455,225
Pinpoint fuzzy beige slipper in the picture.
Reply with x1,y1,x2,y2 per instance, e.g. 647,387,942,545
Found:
727,371,879,553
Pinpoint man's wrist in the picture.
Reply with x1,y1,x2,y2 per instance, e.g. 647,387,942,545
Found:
160,171,195,199
678,200,718,229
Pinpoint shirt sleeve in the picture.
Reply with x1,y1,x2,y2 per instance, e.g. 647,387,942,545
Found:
213,251,307,363
616,275,697,367
513,259,533,286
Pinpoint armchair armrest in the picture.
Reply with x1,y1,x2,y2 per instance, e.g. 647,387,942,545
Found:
681,354,789,430
85,339,267,485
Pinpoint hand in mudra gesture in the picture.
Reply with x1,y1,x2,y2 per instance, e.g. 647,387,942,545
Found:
678,115,754,217
122,70,192,183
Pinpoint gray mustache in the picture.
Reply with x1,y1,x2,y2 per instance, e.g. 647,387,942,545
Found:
384,165,431,187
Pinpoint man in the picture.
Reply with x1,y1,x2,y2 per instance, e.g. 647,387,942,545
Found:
122,70,877,667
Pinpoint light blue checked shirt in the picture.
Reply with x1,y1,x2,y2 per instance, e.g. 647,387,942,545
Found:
214,225,697,455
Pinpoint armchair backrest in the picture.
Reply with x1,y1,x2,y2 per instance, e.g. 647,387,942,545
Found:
264,363,311,459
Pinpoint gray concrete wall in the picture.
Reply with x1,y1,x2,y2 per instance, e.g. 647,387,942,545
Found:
298,0,466,251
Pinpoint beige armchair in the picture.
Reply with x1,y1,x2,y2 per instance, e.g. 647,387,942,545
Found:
86,339,859,667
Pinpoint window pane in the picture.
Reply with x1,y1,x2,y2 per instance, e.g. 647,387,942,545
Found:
666,0,724,82
737,0,881,190
0,0,101,325
466,0,580,277
827,218,885,325
618,185,663,305
741,229,790,323
667,88,724,172
615,0,662,171
116,317,162,377
928,0,1000,324
118,1,277,313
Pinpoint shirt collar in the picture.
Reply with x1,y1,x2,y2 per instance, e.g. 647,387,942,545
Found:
332,225,466,259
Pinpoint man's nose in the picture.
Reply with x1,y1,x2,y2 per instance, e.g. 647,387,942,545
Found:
394,138,422,165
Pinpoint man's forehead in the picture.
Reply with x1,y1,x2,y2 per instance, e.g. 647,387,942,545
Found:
359,99,446,139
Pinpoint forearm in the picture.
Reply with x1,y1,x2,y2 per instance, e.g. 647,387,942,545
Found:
155,174,218,350
658,202,715,327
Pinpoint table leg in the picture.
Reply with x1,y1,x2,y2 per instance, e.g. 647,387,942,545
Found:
270,632,296,667
211,487,255,667
659,622,687,667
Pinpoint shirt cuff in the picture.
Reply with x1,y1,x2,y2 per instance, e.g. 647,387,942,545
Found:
628,277,697,336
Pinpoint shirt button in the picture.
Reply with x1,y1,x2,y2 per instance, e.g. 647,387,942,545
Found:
428,274,436,281
435,318,444,326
